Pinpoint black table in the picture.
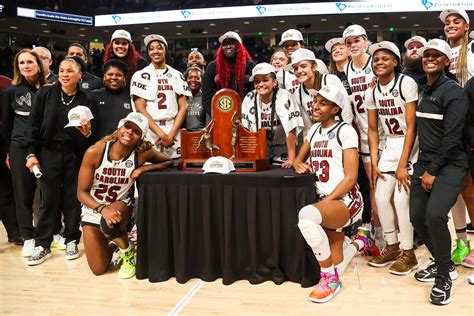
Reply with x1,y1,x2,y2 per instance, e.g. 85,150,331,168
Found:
136,167,320,287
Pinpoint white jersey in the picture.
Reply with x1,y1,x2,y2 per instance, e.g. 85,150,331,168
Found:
345,57,375,140
468,41,474,81
90,141,136,205
294,74,353,133
306,121,358,197
451,43,474,84
130,64,191,144
365,74,418,138
276,69,300,94
241,88,304,144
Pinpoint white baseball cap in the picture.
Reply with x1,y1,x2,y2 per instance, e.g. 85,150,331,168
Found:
470,30,474,39
117,112,149,139
285,48,317,71
368,41,401,59
279,29,304,46
404,36,427,49
343,24,367,42
111,29,132,42
308,85,345,110
249,63,275,81
144,34,168,48
325,37,344,52
202,156,235,174
219,31,242,44
417,39,452,59
64,105,94,128
439,9,470,24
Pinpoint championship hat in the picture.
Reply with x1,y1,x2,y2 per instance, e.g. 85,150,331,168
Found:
249,63,275,81
404,36,427,49
325,37,344,52
417,39,451,59
343,24,367,42
64,105,94,128
144,34,168,48
202,156,235,174
308,85,345,110
279,29,304,46
111,29,132,42
439,9,470,24
219,31,242,44
117,112,149,139
285,48,317,71
368,41,401,59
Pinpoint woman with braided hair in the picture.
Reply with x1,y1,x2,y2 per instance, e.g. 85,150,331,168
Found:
202,31,254,116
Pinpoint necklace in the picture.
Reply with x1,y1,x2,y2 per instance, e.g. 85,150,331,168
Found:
61,90,76,106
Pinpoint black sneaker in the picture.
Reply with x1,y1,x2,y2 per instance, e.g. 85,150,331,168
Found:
467,223,474,233
414,260,458,283
430,275,453,305
27,246,52,266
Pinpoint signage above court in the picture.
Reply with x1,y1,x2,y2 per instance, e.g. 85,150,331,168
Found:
95,1,473,27
17,7,93,26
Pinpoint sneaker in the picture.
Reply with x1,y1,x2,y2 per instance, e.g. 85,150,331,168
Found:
21,238,36,257
65,241,79,260
430,275,453,305
389,248,418,275
451,239,470,265
354,227,380,257
51,234,66,250
466,223,474,233
461,249,474,268
467,274,474,285
368,243,401,267
308,269,342,303
117,248,136,279
414,260,458,283
27,246,52,265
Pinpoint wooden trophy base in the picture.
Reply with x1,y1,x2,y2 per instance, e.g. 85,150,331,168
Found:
179,158,270,172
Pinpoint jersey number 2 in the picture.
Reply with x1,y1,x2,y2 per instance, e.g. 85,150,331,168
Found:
354,95,365,113
94,184,120,203
312,160,330,182
157,93,167,109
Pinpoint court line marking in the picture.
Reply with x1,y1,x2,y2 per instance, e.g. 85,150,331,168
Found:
168,280,204,316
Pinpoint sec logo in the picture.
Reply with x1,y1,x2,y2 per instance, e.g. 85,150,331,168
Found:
217,96,233,112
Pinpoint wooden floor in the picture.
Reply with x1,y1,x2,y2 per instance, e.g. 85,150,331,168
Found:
1,227,473,315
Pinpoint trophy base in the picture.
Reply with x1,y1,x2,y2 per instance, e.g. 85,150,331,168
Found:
179,158,270,172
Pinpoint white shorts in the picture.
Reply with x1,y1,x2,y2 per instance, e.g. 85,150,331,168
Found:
81,197,133,227
378,137,419,174
148,120,181,159
360,137,386,164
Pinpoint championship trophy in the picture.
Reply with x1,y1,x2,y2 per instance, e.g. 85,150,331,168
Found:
179,89,270,172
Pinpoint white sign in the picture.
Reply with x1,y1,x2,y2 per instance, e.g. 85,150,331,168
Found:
95,1,474,26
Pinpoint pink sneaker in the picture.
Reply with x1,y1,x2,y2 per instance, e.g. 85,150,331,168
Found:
309,269,342,303
354,227,381,257
462,248,474,268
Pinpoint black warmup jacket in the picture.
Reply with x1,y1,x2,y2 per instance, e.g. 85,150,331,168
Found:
416,72,468,175
464,77,474,149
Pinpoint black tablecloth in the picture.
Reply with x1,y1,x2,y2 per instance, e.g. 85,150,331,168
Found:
136,167,320,287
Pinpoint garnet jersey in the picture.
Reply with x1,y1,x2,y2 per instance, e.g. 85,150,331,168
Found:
90,141,137,205
345,57,375,141
306,121,359,197
364,73,418,137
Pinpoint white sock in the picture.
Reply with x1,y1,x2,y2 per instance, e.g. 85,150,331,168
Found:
336,244,358,275
119,243,132,253
321,265,335,273
353,239,364,250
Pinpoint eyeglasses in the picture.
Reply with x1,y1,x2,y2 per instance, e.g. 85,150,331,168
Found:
222,42,237,48
40,56,51,61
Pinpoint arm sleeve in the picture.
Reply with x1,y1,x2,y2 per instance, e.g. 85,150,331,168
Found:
202,62,217,116
428,89,469,175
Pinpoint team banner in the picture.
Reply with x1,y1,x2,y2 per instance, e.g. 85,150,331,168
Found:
95,1,474,26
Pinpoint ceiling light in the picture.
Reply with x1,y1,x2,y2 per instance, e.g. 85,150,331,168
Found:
279,20,285,23
103,29,109,33
176,25,182,28
209,23,215,26
413,23,420,27
338,25,344,29
176,32,182,35
40,23,47,26
43,30,50,33
401,16,407,19
272,28,278,31
10,26,17,29
243,21,250,24
372,24,379,28
79,27,85,31
202,31,208,34
79,34,86,37
141,34,146,37
363,17,370,20
321,18,327,22
144,26,150,30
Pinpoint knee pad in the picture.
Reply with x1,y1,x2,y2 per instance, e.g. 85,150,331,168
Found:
298,219,331,261
100,217,124,240
298,205,322,224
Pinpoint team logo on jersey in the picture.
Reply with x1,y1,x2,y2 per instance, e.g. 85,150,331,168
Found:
284,99,291,110
217,96,233,112
141,73,151,80
15,92,32,107
328,131,335,139
249,106,256,115
166,73,172,78
392,89,399,97
125,160,133,168
124,102,131,109
82,82,89,89
365,68,371,74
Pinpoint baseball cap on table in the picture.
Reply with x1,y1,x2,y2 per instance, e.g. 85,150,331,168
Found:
64,106,94,128
249,63,275,81
279,29,304,46
325,37,344,52
117,112,149,139
368,41,401,59
111,29,132,42
202,156,235,174
439,9,470,24
417,39,451,59
308,85,345,110
219,31,242,44
404,36,427,49
144,34,168,48
343,24,367,41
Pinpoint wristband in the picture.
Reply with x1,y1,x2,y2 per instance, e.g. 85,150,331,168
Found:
93,204,106,214
26,154,36,161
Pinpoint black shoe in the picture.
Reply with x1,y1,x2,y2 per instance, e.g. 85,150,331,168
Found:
8,237,24,246
414,260,458,282
430,275,453,305
467,223,474,233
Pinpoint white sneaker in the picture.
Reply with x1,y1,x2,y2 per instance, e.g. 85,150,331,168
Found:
65,241,79,260
27,246,52,265
21,239,36,257
51,234,66,250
